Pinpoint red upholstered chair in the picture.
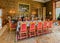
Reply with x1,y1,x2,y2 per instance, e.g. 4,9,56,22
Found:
9,21,16,31
27,18,30,21
43,21,48,34
29,22,36,37
47,21,53,28
19,18,22,21
23,18,26,21
19,22,28,39
37,22,43,35
47,21,53,32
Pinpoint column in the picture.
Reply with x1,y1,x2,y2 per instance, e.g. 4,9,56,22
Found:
43,7,46,21
52,0,56,20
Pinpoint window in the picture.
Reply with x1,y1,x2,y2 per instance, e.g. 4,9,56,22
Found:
56,8,60,20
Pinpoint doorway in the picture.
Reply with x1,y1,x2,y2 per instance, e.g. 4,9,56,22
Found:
0,9,2,29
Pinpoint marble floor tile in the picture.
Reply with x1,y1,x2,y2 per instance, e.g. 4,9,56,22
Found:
0,26,60,43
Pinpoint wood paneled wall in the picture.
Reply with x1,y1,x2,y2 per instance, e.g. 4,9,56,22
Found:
0,0,43,25
44,1,52,20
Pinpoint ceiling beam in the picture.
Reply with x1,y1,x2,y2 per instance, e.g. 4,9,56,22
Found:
55,0,60,2
33,0,50,3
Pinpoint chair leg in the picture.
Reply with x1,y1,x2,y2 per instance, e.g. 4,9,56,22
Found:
29,31,36,37
37,30,42,36
47,28,52,33
43,28,48,34
20,33,28,39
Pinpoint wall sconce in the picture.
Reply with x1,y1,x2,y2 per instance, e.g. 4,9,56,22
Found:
32,11,36,15
9,10,12,14
49,12,52,15
9,9,16,14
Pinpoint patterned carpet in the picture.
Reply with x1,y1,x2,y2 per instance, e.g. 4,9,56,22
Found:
0,25,60,43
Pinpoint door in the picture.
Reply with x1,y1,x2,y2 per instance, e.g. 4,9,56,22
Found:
0,9,2,29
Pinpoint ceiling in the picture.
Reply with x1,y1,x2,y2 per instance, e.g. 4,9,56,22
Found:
33,0,50,3
56,1,60,7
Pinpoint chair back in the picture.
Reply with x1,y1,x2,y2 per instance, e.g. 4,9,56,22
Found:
37,22,42,30
30,22,35,31
19,18,22,21
43,21,48,28
48,21,53,28
9,21,16,29
20,22,27,32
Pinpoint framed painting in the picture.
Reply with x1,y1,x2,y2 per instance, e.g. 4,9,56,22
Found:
19,3,30,17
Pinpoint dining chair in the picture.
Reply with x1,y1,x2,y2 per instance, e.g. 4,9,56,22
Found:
37,22,43,35
43,21,48,34
47,21,53,33
9,20,16,31
29,21,36,37
19,22,28,39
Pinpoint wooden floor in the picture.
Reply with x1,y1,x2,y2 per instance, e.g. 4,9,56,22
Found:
0,26,60,43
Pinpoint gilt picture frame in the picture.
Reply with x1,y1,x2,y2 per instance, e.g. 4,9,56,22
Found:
19,3,30,17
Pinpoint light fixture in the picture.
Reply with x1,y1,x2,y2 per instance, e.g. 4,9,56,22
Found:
32,11,36,15
9,9,16,14
49,12,51,15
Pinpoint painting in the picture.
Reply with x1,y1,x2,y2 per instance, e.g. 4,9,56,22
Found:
19,4,30,17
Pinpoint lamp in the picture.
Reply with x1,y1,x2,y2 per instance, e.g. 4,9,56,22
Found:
9,9,16,14
32,11,36,15
49,12,51,15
